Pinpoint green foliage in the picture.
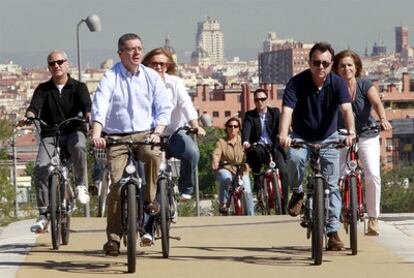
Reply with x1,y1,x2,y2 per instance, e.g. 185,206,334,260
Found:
380,163,414,213
178,200,197,216
197,126,225,197
0,166,16,225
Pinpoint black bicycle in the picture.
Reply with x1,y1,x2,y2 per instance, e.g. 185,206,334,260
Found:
25,116,85,250
291,138,344,265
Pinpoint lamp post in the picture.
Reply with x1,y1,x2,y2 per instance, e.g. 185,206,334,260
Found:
76,14,102,82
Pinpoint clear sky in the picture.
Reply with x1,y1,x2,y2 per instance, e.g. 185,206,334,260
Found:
1,0,413,67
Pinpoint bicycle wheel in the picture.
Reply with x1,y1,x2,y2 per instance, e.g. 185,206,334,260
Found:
126,182,137,273
272,172,283,215
61,213,71,245
159,179,170,258
262,178,271,215
241,190,250,216
312,177,324,265
98,169,110,217
349,175,358,255
49,174,61,250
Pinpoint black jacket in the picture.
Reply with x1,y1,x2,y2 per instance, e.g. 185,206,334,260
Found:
242,107,280,145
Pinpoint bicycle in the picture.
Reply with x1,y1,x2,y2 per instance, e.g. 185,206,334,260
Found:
339,124,380,255
153,126,198,258
25,116,86,250
218,161,251,216
92,148,111,217
291,138,344,265
251,144,285,215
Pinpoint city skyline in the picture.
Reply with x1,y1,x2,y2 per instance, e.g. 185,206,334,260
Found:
1,0,414,67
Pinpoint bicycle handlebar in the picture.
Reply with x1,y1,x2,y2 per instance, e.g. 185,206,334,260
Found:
105,137,169,149
290,139,346,150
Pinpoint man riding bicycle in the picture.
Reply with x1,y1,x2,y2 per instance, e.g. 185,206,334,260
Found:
242,88,288,213
91,33,173,256
18,50,92,233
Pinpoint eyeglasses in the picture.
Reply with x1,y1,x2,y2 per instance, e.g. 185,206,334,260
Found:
150,62,169,68
311,60,332,69
48,60,66,67
227,125,239,128
122,46,143,53
254,97,267,102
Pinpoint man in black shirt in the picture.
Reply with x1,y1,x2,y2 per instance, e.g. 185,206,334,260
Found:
19,50,92,233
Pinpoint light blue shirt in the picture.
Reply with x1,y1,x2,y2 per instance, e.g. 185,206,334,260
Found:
258,111,272,145
92,62,172,134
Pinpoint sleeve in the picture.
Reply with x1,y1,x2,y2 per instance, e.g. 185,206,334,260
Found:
153,74,173,126
283,79,298,109
79,82,92,114
337,77,352,104
27,85,45,116
175,77,198,121
361,78,373,97
241,114,252,143
92,72,113,125
212,140,223,165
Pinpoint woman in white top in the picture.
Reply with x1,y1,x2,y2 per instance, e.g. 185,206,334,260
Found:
142,48,205,200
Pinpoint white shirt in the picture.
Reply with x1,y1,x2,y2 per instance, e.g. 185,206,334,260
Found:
163,74,198,136
92,62,172,134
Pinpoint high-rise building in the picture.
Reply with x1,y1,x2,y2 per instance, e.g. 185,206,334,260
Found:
259,42,312,84
395,26,409,53
194,17,224,64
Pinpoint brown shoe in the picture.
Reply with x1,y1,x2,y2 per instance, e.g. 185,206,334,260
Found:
145,201,160,215
327,232,344,251
103,240,120,256
367,217,379,236
288,192,304,216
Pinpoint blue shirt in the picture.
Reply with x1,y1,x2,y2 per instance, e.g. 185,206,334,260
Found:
92,62,173,134
283,69,351,141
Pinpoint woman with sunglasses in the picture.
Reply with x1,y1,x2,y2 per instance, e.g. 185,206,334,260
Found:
333,50,392,236
212,117,254,215
142,48,205,201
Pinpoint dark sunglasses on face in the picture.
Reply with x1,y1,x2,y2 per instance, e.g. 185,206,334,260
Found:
227,125,239,128
254,97,267,102
48,60,66,67
151,62,169,68
311,60,331,69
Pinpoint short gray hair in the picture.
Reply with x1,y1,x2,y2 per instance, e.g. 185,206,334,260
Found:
118,33,142,51
47,50,68,62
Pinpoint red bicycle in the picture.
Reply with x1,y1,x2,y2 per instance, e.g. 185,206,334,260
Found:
219,161,251,216
251,144,285,215
339,124,380,255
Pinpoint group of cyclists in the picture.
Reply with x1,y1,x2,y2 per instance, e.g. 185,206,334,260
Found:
18,34,391,256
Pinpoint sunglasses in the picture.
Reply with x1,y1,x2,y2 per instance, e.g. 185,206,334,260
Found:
150,62,169,68
311,60,331,69
227,125,239,128
48,60,66,67
254,97,267,102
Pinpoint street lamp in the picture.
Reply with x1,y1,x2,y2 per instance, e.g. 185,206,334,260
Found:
76,14,102,81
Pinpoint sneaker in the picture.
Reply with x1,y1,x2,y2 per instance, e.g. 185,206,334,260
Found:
76,185,90,204
327,232,345,251
171,210,178,224
179,193,192,202
103,240,120,256
288,192,304,216
141,233,153,246
367,217,379,236
30,216,48,233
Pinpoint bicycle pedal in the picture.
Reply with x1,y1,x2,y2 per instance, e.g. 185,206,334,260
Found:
170,236,181,241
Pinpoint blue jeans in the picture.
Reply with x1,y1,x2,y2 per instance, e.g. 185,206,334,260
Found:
216,169,254,215
287,132,341,233
167,130,199,195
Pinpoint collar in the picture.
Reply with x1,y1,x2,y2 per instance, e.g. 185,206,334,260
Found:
120,63,141,78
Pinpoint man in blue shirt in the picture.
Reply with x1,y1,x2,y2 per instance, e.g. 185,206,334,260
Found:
279,42,355,251
91,33,173,256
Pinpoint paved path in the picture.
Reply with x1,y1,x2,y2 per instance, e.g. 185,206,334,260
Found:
1,215,413,278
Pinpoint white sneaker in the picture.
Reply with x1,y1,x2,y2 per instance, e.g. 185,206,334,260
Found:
179,193,192,202
76,185,90,204
30,216,48,233
141,233,153,246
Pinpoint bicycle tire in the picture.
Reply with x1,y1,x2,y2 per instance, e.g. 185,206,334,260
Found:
49,174,61,250
272,172,283,215
349,175,358,255
262,178,271,215
98,170,110,217
159,178,170,258
312,177,324,265
126,182,137,273
61,213,71,245
241,190,250,216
